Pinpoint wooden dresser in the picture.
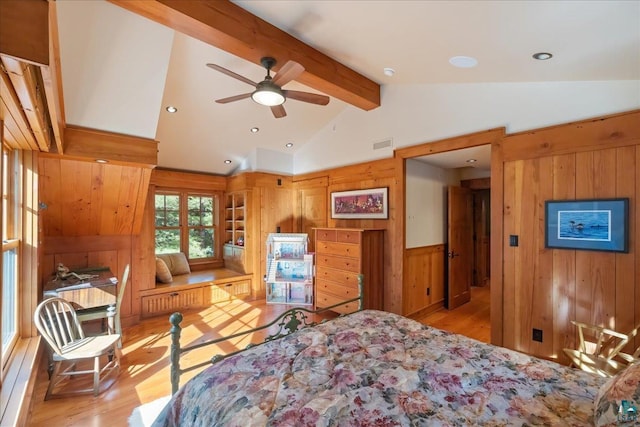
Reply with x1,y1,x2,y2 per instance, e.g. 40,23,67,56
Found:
314,228,384,313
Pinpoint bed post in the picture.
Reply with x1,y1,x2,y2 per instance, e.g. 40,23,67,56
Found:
169,312,183,395
357,274,364,311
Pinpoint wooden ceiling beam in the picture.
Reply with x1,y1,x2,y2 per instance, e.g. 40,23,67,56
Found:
0,0,49,66
108,0,381,111
61,126,158,168
42,0,65,154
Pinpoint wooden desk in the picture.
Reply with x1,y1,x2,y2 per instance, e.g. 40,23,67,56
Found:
43,267,118,310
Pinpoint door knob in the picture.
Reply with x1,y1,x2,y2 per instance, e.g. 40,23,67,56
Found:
447,251,459,259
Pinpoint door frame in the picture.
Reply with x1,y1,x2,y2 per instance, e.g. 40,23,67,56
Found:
395,127,506,345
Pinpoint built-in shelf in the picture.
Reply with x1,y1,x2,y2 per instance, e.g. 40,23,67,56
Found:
224,192,246,246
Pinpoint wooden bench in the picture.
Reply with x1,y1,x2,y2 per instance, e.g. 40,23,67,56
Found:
140,268,252,318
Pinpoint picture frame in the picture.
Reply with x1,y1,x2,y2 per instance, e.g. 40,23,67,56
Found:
331,187,388,219
545,198,629,253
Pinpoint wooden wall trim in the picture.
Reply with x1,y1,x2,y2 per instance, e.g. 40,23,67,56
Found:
502,109,640,161
295,157,397,183
395,128,505,159
151,168,226,191
490,137,505,346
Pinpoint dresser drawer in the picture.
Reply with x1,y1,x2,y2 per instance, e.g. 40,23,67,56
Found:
316,241,359,258
336,230,361,244
316,268,360,287
316,278,359,300
206,279,251,304
316,291,360,315
316,229,337,242
316,254,361,273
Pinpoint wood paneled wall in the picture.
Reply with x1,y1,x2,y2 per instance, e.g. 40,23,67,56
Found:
39,156,151,236
295,157,403,313
403,245,445,317
494,109,640,362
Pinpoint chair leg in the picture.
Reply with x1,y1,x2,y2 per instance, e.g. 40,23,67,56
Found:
93,356,100,396
45,361,62,401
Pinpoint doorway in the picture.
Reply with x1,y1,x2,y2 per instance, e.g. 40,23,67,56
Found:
402,141,493,318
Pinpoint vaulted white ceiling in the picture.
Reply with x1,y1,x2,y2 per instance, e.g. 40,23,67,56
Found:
56,0,640,175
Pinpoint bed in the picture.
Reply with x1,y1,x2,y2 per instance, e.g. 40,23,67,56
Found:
151,297,640,427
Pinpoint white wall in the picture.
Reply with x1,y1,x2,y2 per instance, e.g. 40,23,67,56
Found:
294,80,640,174
57,0,174,139
459,167,491,181
406,159,460,248
237,147,294,175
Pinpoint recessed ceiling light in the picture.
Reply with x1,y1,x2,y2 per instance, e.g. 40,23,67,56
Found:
224,159,232,164
285,142,293,148
466,159,477,163
95,159,108,164
532,52,553,60
449,56,478,68
166,106,177,113
250,127,259,133
383,67,395,77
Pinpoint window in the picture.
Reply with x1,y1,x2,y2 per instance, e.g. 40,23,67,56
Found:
155,191,216,260
1,147,19,374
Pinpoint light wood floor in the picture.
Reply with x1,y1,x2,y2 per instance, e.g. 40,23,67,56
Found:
27,286,490,426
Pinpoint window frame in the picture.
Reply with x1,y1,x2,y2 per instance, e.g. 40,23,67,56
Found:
154,188,220,264
1,147,20,377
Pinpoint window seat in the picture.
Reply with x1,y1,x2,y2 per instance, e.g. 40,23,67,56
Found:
140,268,252,318
1,336,42,427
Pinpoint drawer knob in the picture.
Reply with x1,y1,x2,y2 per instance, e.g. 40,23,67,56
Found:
170,292,179,297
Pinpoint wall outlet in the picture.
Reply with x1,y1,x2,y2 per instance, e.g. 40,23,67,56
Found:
532,328,543,342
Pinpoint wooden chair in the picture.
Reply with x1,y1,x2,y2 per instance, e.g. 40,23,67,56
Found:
563,320,640,377
77,264,130,347
34,297,121,400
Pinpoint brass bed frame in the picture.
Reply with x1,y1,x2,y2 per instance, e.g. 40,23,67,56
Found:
168,275,364,394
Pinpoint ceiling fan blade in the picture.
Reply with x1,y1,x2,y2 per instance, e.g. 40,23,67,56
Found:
284,90,330,106
271,60,304,87
206,63,257,87
270,104,286,119
215,93,252,104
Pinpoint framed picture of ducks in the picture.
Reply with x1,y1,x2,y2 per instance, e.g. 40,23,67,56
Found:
545,198,629,253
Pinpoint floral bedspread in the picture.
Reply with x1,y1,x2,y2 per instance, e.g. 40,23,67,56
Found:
152,310,605,426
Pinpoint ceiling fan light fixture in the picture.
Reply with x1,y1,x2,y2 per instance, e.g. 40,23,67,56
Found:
251,81,285,106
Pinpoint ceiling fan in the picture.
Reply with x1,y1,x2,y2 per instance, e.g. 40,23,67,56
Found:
206,57,330,119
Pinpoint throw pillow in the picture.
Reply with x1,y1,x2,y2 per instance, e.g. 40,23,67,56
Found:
594,362,640,426
157,252,191,276
155,257,173,283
